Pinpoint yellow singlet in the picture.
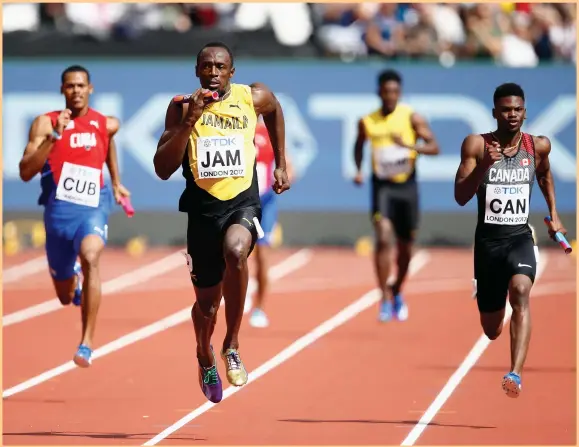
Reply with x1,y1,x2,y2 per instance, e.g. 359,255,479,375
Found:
186,83,258,201
362,103,418,183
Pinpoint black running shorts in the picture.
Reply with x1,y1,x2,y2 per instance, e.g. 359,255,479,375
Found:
186,206,262,288
473,232,537,313
371,177,419,241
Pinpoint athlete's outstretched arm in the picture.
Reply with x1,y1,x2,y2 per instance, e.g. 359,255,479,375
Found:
154,90,206,181
251,82,290,194
410,113,440,155
534,135,567,237
106,116,130,203
105,117,122,187
454,134,496,206
19,115,59,182
353,119,366,182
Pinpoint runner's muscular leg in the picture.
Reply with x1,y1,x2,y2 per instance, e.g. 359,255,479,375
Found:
52,278,78,306
187,215,225,368
508,274,533,376
480,308,505,340
192,283,223,367
391,189,418,296
221,223,253,352
374,216,395,302
78,234,105,348
505,235,537,375
477,279,507,340
393,236,414,296
45,232,78,305
475,239,509,340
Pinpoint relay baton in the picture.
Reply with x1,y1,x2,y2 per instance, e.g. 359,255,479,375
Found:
173,90,219,103
544,216,572,254
120,196,135,218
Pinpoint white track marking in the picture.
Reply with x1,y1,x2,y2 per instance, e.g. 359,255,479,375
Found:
400,252,549,446
142,250,431,446
241,248,313,313
2,251,187,327
2,255,47,284
2,249,312,398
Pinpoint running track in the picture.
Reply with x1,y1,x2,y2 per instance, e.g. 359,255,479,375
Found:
2,245,576,445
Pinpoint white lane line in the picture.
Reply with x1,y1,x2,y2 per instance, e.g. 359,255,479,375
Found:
2,255,47,284
2,251,186,327
241,248,313,313
142,250,431,446
400,252,549,446
2,249,312,399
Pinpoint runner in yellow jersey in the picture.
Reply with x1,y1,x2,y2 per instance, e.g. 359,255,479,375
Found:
154,41,290,403
353,69,439,323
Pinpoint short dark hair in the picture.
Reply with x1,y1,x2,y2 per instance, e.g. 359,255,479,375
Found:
196,41,234,67
493,83,525,104
378,69,402,87
61,65,90,84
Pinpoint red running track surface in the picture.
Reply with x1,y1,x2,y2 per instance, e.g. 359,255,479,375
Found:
2,246,576,445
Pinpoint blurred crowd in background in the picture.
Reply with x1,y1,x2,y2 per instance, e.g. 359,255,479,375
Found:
317,2,576,65
4,2,576,66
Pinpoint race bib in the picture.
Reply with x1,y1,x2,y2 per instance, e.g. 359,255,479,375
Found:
484,183,530,225
373,146,413,179
55,162,101,208
196,134,246,179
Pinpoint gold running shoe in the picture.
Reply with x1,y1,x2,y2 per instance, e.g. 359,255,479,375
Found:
221,348,248,386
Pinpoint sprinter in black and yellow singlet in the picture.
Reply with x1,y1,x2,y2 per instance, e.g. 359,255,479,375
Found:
353,69,439,323
154,41,290,404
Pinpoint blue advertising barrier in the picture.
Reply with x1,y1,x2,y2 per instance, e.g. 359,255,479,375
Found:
3,60,576,214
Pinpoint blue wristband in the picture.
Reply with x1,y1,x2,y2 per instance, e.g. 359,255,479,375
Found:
52,129,62,140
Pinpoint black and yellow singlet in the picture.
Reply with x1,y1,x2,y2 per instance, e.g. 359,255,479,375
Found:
179,83,261,217
362,103,418,184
